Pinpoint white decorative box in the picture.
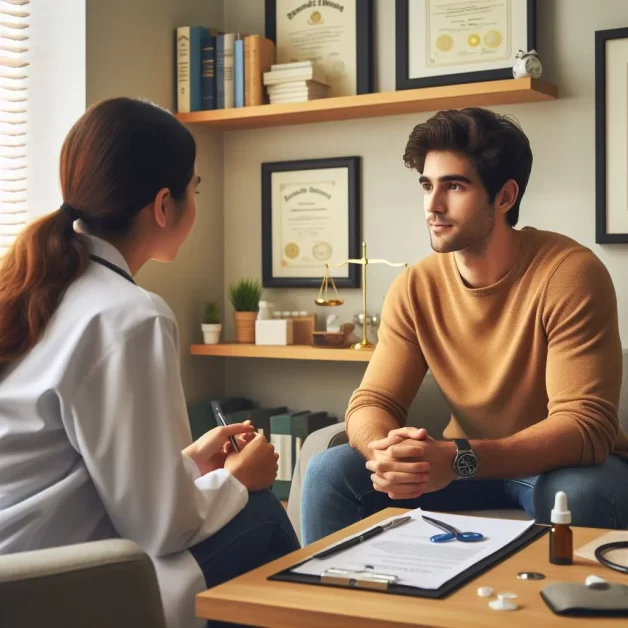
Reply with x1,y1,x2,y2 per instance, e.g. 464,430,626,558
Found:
255,319,294,345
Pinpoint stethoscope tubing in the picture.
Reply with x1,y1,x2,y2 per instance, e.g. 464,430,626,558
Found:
595,541,628,574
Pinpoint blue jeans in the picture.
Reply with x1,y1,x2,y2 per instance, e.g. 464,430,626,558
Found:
301,444,628,545
190,489,300,627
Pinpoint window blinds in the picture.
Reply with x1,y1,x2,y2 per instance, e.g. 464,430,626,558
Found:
0,0,29,256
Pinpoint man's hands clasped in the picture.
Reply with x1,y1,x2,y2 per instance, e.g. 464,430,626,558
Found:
365,427,457,499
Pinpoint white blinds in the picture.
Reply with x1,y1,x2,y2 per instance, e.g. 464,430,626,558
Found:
0,0,28,256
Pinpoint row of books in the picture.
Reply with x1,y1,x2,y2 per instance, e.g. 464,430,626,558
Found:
176,26,275,113
187,397,337,500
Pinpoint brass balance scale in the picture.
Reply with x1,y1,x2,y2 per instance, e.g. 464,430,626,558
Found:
315,241,407,350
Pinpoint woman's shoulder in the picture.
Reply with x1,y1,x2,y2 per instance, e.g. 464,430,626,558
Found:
60,270,178,345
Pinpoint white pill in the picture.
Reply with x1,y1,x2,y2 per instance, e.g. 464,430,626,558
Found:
477,586,494,597
585,575,609,589
489,593,519,611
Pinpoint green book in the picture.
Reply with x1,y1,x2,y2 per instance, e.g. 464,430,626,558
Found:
270,410,309,500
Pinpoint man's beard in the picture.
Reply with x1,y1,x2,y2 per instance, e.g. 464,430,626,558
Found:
428,206,496,254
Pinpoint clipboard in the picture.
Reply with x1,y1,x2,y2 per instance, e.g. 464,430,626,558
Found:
269,523,548,598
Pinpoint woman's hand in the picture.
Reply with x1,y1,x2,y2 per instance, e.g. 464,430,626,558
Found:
224,433,279,492
183,422,255,476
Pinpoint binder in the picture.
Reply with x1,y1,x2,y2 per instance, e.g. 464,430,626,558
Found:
269,524,548,598
209,397,255,427
270,410,309,500
225,406,288,439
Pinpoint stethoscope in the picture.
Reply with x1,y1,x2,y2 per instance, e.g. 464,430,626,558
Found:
89,254,135,284
422,515,484,543
595,541,628,574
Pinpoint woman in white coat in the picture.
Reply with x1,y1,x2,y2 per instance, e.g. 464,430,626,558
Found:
0,97,300,628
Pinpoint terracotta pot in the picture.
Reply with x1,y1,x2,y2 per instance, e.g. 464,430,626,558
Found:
233,311,257,343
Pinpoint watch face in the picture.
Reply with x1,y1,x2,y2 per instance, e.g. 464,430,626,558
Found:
456,452,478,477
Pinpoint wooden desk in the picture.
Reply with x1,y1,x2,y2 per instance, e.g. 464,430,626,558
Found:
196,508,628,627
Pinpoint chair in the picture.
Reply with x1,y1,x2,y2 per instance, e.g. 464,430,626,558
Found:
0,538,167,627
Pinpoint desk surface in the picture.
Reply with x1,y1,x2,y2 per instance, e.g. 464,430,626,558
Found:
196,508,628,627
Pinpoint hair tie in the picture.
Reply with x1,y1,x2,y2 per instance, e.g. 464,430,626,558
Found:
60,202,79,219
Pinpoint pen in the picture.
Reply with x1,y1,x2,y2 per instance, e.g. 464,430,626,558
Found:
214,409,241,453
312,515,413,559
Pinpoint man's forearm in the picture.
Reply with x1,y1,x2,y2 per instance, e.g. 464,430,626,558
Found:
347,408,402,461
471,419,595,479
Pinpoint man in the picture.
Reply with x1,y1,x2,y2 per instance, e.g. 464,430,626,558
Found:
301,107,628,544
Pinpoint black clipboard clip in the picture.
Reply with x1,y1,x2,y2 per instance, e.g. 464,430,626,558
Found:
320,567,400,591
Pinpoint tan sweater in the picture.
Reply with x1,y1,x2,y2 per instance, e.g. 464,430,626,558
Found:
347,228,628,464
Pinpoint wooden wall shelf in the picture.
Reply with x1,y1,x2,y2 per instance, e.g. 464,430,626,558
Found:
190,343,372,362
175,78,558,130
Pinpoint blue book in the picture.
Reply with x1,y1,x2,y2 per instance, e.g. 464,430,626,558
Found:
200,33,216,110
216,34,225,109
176,25,207,113
234,38,244,108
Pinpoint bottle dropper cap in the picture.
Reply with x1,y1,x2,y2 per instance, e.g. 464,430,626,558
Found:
551,491,572,524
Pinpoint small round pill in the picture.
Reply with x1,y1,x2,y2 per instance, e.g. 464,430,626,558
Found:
477,586,494,597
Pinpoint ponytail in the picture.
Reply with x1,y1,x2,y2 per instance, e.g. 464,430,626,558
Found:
0,96,197,366
0,208,89,364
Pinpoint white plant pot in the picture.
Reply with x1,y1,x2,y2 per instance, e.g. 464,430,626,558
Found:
201,323,222,344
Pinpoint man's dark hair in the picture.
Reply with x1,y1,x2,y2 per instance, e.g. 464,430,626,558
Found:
403,107,533,226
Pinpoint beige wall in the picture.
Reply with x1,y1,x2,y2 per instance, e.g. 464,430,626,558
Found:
86,0,225,403
221,0,628,422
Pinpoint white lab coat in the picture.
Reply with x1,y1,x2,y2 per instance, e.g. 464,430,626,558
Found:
0,235,249,628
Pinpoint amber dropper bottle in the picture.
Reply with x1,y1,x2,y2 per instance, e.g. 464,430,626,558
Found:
549,491,573,565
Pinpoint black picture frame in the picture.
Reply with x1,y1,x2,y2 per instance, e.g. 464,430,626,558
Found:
261,156,361,289
595,27,628,244
395,0,537,90
265,0,374,95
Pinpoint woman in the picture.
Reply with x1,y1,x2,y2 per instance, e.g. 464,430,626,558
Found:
0,97,299,628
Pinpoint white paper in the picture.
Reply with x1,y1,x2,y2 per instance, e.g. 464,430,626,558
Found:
295,508,535,590
575,531,628,565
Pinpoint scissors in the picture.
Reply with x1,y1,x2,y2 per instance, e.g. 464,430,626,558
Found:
422,515,484,543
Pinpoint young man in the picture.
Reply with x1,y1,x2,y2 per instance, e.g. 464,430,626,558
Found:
301,107,628,544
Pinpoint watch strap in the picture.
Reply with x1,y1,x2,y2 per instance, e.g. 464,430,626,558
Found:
453,438,471,452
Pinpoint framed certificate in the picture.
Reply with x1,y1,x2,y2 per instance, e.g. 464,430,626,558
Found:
396,0,537,90
595,27,628,243
265,0,374,96
261,156,361,288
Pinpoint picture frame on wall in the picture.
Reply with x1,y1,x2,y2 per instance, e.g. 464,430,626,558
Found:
265,0,374,97
395,0,537,90
261,156,361,288
595,27,628,244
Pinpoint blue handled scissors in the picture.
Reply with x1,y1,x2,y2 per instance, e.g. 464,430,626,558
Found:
422,515,484,543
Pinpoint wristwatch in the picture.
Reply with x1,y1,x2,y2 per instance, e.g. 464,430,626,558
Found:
452,438,479,478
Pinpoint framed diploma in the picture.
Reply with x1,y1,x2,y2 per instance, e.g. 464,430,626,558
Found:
261,156,361,288
396,0,537,90
265,0,374,96
595,27,628,243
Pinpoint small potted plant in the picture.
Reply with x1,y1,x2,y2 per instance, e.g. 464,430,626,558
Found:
228,278,263,343
201,300,222,344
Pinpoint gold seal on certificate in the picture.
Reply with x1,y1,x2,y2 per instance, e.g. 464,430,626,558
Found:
396,0,537,90
265,0,374,96
262,157,361,288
